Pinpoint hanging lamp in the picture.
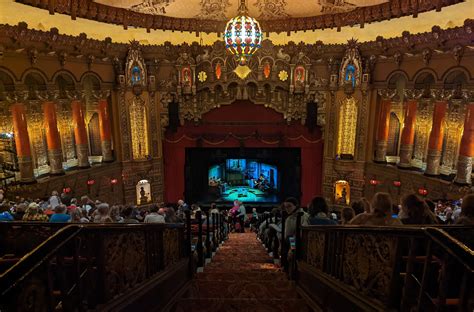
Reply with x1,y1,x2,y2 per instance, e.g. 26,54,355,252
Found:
224,0,263,65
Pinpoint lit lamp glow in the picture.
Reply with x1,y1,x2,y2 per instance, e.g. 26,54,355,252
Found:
224,0,263,65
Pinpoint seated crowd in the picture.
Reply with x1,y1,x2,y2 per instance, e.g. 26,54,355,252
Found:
0,190,186,224
254,192,474,248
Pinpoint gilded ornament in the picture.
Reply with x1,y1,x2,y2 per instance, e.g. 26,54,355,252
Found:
278,70,288,81
198,71,208,82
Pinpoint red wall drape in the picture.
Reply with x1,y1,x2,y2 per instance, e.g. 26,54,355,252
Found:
163,101,323,206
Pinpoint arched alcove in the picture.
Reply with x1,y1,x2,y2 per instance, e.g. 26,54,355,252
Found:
443,70,468,90
136,179,152,205
334,180,350,205
387,112,401,157
54,73,75,99
24,72,47,100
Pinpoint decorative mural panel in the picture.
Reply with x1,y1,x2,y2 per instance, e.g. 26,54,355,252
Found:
339,40,362,88
412,99,433,168
337,97,358,157
57,100,76,161
440,100,464,175
128,96,149,160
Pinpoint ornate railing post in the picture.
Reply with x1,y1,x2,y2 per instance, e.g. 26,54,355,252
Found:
205,210,211,259
281,211,288,271
196,211,204,268
185,210,193,276
211,213,217,252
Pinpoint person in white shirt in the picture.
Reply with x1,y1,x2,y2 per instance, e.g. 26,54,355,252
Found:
49,191,61,210
144,204,165,223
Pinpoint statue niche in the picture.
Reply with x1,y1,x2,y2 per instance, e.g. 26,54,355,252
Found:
125,42,150,160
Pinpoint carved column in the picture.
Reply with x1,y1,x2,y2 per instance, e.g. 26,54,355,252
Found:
71,100,90,168
374,98,392,163
455,103,474,184
98,99,113,162
398,99,417,168
425,101,448,176
43,101,64,175
11,103,35,183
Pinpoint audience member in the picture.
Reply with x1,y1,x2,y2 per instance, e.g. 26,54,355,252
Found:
22,203,48,222
12,203,27,221
236,200,246,233
93,203,113,223
307,196,337,225
70,208,90,223
144,204,165,223
400,194,438,225
456,194,474,225
0,203,13,221
351,200,365,215
165,207,181,223
49,191,62,210
110,205,124,223
122,206,139,223
341,207,355,225
283,197,309,239
350,192,401,226
49,204,71,223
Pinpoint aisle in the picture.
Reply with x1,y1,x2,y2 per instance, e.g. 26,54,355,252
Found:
173,232,311,312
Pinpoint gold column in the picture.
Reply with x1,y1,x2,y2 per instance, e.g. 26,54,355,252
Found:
398,100,417,168
455,103,474,184
43,101,64,175
11,103,35,183
98,99,113,162
71,100,90,168
374,99,392,163
425,101,448,176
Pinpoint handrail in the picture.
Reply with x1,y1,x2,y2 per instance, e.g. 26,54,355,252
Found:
423,227,474,270
296,224,474,311
0,224,82,295
0,222,186,311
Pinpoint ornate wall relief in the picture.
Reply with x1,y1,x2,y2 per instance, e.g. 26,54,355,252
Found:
128,96,149,160
337,96,358,158
412,99,433,169
440,99,464,175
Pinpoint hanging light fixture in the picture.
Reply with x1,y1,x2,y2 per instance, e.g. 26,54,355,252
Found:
224,0,263,65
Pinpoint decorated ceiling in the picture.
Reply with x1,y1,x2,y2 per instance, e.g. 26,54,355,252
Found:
93,0,388,21
15,0,466,33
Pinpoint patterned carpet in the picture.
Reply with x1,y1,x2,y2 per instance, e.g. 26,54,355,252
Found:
173,232,312,312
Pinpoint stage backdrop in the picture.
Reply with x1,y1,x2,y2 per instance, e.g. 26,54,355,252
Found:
163,101,323,206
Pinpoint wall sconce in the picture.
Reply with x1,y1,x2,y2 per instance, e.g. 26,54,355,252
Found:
369,179,379,186
87,179,95,195
62,187,71,193
393,181,401,187
418,187,428,197
110,178,118,192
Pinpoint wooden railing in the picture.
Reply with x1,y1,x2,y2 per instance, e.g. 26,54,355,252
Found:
0,223,188,312
295,225,474,312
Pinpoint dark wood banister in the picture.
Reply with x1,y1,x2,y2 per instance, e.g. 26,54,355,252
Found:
0,223,187,311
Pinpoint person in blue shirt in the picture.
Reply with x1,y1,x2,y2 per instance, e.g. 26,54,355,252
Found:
0,204,14,221
49,204,71,223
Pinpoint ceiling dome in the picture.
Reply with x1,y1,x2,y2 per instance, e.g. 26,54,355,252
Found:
16,0,466,33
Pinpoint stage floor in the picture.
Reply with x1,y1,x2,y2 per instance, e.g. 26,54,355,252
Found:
215,186,278,203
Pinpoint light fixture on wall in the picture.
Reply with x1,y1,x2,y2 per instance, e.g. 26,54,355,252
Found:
224,0,263,66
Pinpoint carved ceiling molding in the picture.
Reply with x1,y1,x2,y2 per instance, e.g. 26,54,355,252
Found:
0,20,473,66
15,0,465,33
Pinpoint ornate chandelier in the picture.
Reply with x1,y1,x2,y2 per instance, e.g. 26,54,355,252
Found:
224,0,263,65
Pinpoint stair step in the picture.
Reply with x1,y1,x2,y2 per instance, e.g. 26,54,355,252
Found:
173,298,311,312
196,271,287,282
189,280,297,299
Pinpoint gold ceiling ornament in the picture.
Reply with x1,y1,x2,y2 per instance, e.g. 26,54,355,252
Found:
233,65,252,79
278,70,288,81
224,0,263,65
198,71,208,82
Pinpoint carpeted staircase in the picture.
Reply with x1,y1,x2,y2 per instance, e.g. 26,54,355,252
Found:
172,232,312,312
